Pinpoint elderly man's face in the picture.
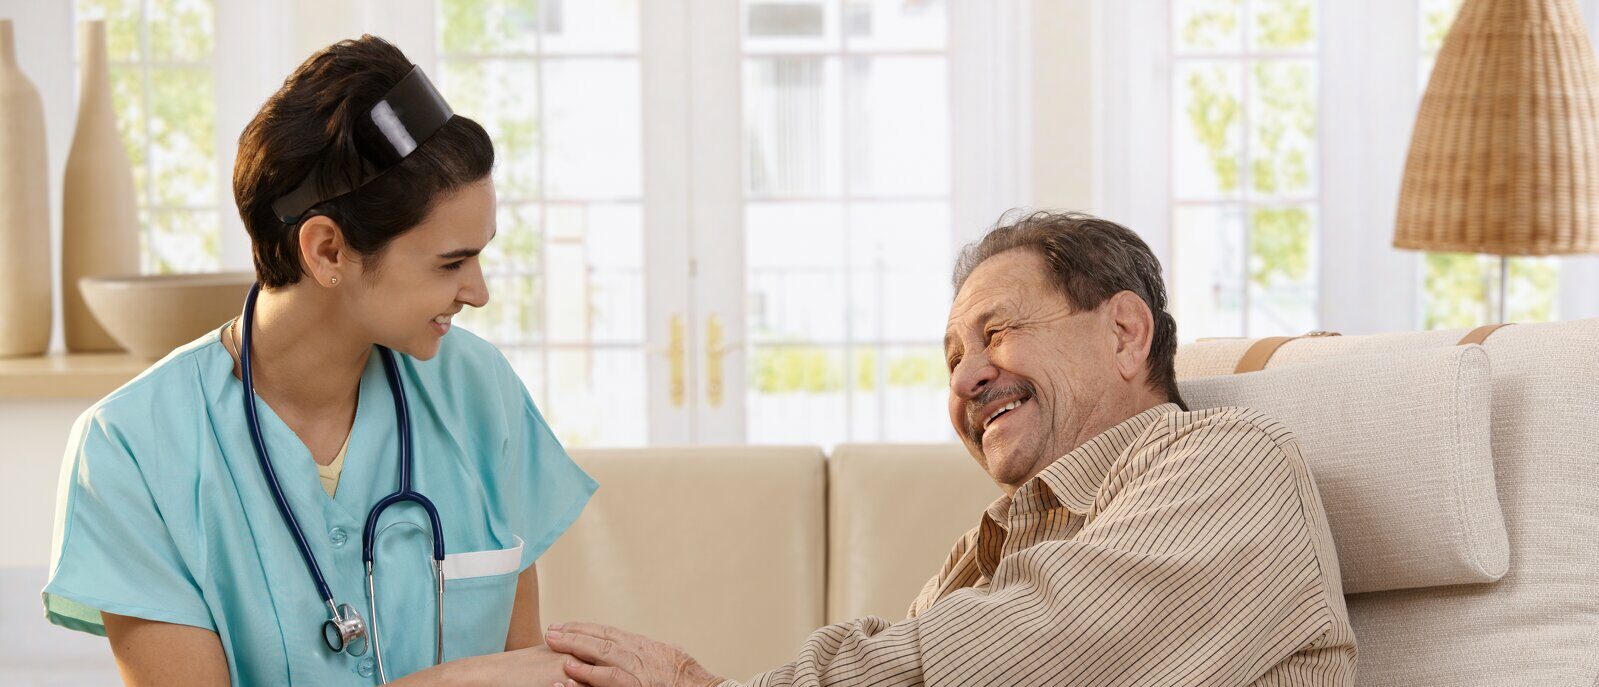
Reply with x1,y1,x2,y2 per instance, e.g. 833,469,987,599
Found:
945,249,1121,492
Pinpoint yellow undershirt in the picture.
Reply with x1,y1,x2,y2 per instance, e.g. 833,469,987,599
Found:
317,433,350,498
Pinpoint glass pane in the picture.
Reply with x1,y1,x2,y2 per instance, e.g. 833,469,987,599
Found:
146,209,220,274
540,0,639,54
745,57,842,197
543,203,643,344
746,202,847,343
1420,0,1464,53
846,201,951,341
439,0,539,54
1508,256,1559,322
545,347,647,446
1174,61,1244,200
1248,60,1316,198
748,344,848,446
842,0,947,51
1246,205,1317,335
851,347,948,444
77,0,144,61
148,0,214,61
501,345,547,408
149,66,216,206
1173,204,1246,339
482,202,543,272
543,58,641,198
745,0,839,52
109,66,149,202
873,344,951,442
1249,0,1314,52
457,271,543,343
1174,0,1242,54
1422,252,1489,329
846,56,949,196
440,58,541,200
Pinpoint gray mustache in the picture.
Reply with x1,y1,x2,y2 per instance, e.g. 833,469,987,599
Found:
967,382,1035,445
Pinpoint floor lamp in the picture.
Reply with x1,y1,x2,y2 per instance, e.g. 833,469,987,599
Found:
1394,0,1599,323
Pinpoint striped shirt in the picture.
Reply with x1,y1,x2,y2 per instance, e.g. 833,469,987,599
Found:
735,403,1356,686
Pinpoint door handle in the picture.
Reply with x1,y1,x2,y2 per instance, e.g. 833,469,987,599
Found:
705,315,743,408
669,314,686,408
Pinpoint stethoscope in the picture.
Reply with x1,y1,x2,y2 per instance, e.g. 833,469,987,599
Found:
238,282,445,683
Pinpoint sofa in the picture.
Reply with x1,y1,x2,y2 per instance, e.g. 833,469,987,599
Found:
541,318,1599,685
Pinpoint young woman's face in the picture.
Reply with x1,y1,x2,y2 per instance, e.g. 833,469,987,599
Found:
350,178,495,360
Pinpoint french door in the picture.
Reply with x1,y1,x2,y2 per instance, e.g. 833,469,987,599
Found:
432,0,1023,446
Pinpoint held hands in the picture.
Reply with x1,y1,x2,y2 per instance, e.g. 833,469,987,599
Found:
543,623,725,687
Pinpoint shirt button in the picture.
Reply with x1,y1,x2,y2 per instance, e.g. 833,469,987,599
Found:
329,527,349,547
356,656,375,677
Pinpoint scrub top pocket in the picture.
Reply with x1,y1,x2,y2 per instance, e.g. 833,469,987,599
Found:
440,536,525,662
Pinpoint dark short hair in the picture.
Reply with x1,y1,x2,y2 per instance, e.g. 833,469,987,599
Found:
233,35,494,288
952,210,1186,410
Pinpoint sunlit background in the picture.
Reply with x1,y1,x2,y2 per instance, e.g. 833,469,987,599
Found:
23,0,1599,449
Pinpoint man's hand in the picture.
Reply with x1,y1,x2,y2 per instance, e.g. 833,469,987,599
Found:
543,623,725,687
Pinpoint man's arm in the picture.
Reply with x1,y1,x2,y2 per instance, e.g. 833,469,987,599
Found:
549,415,1352,687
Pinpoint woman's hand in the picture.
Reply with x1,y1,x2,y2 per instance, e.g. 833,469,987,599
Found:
543,623,725,687
397,646,574,686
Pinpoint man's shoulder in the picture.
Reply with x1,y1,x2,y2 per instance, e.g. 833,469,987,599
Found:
1148,404,1298,451
1127,405,1306,478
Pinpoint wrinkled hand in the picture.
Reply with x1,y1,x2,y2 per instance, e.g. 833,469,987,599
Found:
544,622,725,687
435,645,575,686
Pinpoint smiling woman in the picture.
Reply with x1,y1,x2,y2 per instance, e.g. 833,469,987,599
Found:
42,34,597,687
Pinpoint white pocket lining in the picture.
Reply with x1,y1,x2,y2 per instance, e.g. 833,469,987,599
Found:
441,535,524,580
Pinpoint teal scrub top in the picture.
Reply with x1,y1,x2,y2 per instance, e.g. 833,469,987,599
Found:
42,324,598,685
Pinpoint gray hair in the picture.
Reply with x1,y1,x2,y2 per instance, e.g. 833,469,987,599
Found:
952,210,1186,409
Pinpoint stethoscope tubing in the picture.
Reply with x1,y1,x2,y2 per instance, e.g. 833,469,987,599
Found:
240,282,337,606
238,282,447,678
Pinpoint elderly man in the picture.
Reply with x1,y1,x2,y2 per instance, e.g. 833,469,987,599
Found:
545,211,1356,686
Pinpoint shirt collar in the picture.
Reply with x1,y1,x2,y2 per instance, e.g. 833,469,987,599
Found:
1015,403,1181,517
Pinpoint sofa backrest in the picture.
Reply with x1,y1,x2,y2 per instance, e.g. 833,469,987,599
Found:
1176,318,1599,686
538,446,827,681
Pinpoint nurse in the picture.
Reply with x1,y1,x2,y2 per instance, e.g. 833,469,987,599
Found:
42,36,595,685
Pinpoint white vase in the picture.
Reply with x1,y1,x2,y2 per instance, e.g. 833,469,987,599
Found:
62,19,139,352
0,19,52,357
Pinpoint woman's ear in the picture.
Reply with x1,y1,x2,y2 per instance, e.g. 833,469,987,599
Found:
296,215,348,287
1106,290,1155,384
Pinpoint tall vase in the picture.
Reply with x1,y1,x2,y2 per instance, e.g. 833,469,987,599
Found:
62,19,138,352
0,20,52,357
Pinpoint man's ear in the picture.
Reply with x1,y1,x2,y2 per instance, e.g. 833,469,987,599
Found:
1106,290,1154,384
296,215,349,287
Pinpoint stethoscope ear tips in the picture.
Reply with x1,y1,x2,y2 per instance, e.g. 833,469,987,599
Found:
324,603,369,657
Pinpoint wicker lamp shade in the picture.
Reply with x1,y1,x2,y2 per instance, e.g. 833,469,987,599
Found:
1394,0,1599,256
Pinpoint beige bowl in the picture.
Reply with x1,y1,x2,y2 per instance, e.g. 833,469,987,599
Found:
79,272,254,359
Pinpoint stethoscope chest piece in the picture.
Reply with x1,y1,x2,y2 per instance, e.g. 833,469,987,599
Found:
323,602,369,657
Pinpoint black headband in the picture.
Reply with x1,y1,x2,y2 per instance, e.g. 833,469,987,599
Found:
270,65,455,225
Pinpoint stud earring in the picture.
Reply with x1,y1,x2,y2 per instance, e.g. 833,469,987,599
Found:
330,276,339,286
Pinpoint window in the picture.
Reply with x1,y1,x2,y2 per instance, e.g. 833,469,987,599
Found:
75,0,221,274
1416,0,1561,328
1169,0,1320,339
437,0,648,446
741,0,954,445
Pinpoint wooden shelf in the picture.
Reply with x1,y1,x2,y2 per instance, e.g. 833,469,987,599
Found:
0,352,154,399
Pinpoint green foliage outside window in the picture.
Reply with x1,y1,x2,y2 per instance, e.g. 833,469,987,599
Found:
1179,0,1315,293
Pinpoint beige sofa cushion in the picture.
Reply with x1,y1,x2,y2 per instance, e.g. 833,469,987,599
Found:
826,444,996,624
538,447,826,681
1179,319,1599,686
1178,344,1506,594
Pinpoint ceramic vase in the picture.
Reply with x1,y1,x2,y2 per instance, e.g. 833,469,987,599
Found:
0,19,52,357
62,19,139,352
